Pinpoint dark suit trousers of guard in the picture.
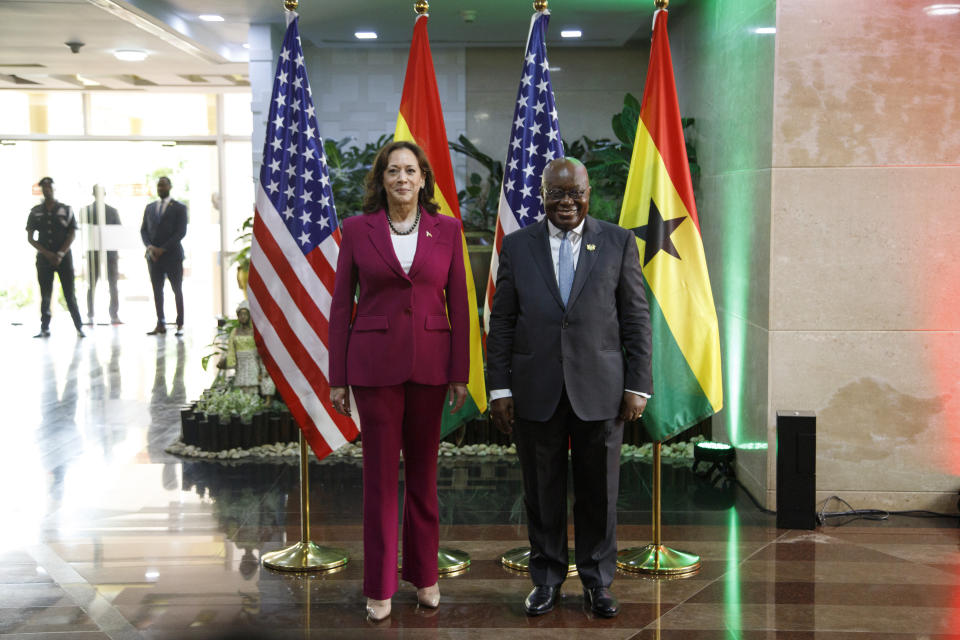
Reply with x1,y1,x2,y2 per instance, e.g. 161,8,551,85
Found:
352,382,447,600
147,256,183,327
513,387,624,589
36,255,83,331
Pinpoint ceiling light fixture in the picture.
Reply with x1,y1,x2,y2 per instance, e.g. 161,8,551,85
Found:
198,14,224,22
242,43,250,49
753,27,776,34
560,29,582,38
114,49,148,61
923,4,960,15
88,0,227,64
354,31,378,40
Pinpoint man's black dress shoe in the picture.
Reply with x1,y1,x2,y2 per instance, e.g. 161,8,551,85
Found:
147,326,166,335
524,585,560,616
583,586,619,618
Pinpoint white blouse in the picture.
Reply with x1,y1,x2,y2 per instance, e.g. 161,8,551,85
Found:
390,233,418,274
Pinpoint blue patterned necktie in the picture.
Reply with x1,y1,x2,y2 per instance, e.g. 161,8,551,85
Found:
558,231,573,305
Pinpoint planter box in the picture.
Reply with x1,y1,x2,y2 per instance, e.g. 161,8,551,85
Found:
179,404,296,453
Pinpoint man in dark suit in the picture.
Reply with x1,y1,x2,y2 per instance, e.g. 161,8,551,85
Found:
487,158,652,619
140,176,188,336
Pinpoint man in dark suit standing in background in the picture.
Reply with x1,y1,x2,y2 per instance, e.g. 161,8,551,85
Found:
140,176,187,336
487,158,652,619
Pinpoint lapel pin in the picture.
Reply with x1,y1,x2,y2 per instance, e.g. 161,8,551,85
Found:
586,243,596,251
426,231,433,238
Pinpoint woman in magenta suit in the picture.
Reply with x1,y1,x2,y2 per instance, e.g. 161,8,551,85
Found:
328,141,469,621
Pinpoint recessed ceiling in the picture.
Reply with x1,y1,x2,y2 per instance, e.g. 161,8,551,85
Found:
0,0,676,91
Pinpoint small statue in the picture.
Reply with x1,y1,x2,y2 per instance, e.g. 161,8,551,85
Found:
223,300,275,398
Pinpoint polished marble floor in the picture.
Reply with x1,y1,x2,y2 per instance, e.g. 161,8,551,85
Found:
2,324,959,639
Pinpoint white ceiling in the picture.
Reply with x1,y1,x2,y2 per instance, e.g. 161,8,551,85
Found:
0,0,672,91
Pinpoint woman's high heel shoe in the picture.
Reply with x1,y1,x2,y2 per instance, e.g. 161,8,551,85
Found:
417,583,441,608
366,598,391,621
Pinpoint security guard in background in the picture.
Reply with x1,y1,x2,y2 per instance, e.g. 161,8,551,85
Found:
26,177,85,338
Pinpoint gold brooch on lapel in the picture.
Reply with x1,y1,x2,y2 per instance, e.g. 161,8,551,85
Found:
426,231,433,238
586,243,596,251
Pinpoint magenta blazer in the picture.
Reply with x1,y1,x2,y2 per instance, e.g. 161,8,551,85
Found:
328,208,470,388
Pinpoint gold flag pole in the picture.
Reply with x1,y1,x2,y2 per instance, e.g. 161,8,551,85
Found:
402,0,469,577
262,431,350,571
614,0,699,579
424,0,466,575
498,0,576,577
616,441,700,575
261,0,348,573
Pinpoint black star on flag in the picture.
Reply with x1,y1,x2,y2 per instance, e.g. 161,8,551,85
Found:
631,200,686,266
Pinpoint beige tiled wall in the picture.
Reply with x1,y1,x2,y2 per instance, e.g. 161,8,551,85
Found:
769,0,960,510
669,0,960,511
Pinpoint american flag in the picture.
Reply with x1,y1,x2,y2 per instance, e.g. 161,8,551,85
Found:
248,15,359,460
484,10,564,329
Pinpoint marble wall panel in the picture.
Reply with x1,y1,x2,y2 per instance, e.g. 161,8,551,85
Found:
701,170,773,505
249,43,468,183
464,46,648,168
714,314,771,503
770,166,960,331
700,170,772,333
769,329,960,508
774,0,960,167
669,0,777,505
672,1,776,177
306,46,467,146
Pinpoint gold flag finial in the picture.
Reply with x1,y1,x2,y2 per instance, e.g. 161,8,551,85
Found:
534,0,548,11
284,0,298,11
415,1,429,15
655,0,669,8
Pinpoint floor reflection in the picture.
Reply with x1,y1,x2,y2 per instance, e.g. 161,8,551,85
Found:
37,341,82,513
2,323,957,639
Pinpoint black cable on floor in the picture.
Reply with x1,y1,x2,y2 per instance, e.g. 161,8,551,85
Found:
734,476,776,515
816,495,960,526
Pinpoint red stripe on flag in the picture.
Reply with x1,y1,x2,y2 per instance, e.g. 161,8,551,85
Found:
253,330,334,459
640,10,700,232
252,217,330,340
398,15,460,218
248,267,327,378
306,245,336,292
485,220,506,311
249,261,358,445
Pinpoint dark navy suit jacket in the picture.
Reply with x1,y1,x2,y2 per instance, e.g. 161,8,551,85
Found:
487,216,652,422
140,199,187,263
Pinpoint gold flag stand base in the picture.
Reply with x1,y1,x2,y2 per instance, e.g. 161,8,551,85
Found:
438,547,471,574
400,548,471,575
262,541,349,572
262,432,350,573
499,546,577,574
617,441,701,578
616,543,700,575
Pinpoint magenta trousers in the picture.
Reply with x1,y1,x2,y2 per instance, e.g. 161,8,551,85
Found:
352,382,446,600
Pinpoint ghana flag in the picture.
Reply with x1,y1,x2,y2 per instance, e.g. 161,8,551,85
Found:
619,7,722,441
395,12,488,436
